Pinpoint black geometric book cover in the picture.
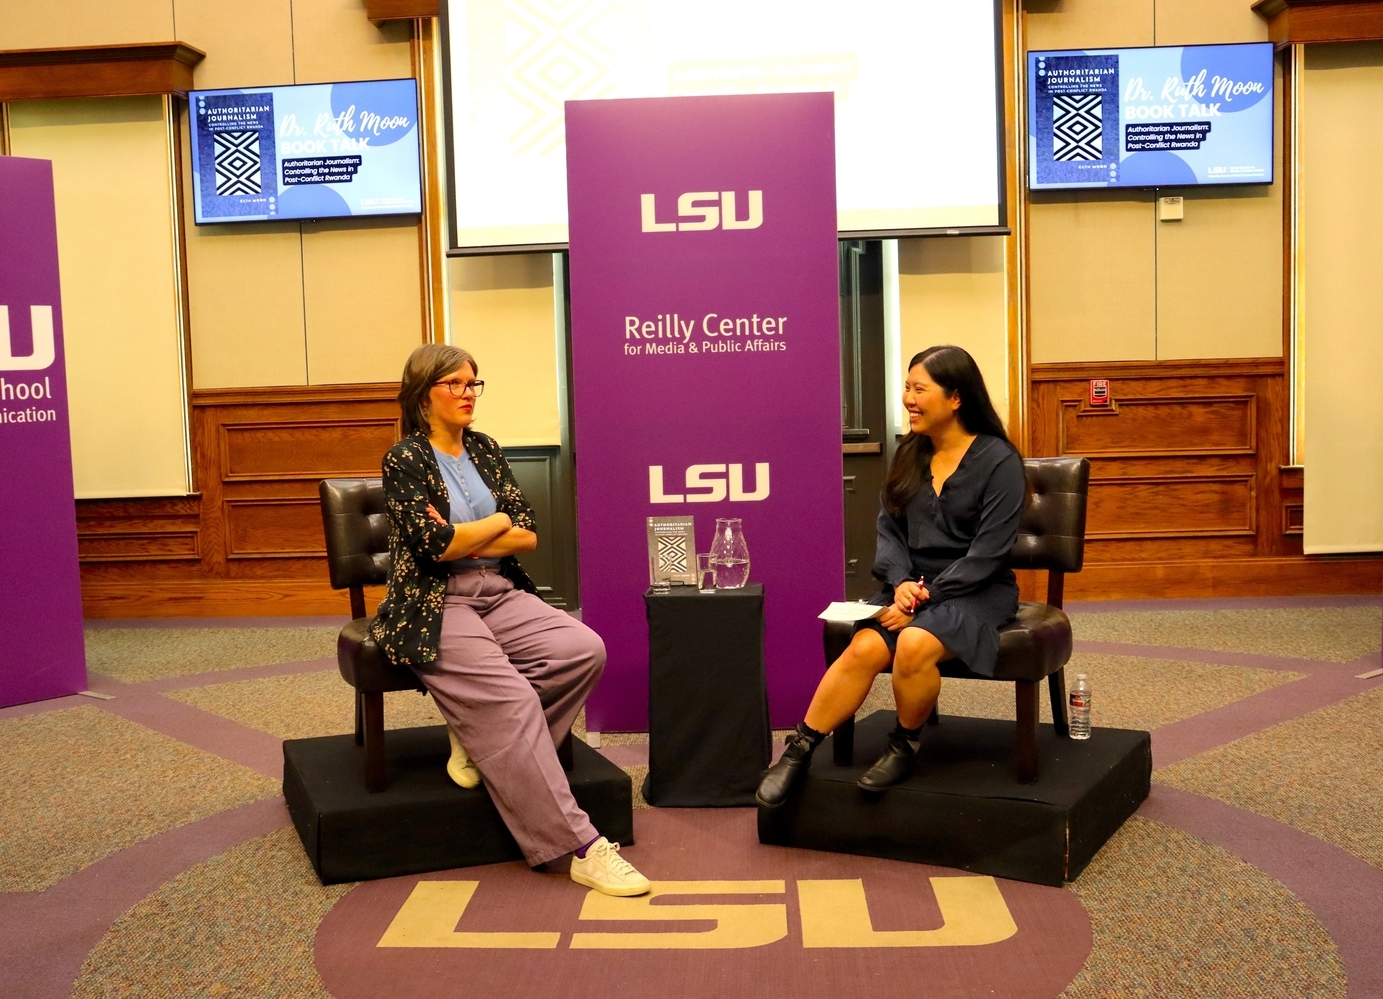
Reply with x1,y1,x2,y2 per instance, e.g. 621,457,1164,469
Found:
1033,54,1119,186
195,92,278,219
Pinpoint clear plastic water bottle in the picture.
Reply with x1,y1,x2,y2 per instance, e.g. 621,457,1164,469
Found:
1069,673,1092,740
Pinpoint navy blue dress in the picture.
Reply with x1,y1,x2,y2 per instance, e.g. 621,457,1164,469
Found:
856,434,1025,676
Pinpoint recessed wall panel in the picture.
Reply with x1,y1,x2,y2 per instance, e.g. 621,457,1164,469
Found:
1303,42,1383,553
447,253,561,447
897,237,1009,423
1029,191,1157,363
9,97,190,498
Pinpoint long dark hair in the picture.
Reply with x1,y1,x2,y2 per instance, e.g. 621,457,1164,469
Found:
883,345,1019,516
398,343,477,437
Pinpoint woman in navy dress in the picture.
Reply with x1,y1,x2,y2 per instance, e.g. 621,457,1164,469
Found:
757,344,1027,804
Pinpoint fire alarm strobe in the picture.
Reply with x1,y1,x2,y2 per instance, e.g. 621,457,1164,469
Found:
1089,379,1110,407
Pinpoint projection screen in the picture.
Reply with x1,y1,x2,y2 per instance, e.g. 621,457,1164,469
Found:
441,0,1006,253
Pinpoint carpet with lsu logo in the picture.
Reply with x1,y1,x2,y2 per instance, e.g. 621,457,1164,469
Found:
2,597,1381,999
315,809,1091,999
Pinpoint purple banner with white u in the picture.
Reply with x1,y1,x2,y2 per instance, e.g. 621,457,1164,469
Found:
566,92,842,731
0,155,87,708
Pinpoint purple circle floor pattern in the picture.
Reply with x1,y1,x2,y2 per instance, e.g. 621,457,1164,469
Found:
315,809,1091,999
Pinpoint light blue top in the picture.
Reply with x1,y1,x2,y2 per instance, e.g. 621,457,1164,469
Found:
432,444,502,570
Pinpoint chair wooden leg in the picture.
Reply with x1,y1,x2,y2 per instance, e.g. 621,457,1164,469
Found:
557,730,574,772
927,703,940,726
361,691,388,793
1015,680,1039,784
354,690,364,746
833,715,855,766
1048,668,1070,738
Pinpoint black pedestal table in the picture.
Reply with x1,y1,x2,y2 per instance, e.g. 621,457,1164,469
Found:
642,583,770,806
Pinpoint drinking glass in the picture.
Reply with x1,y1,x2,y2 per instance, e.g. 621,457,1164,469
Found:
697,553,717,593
649,551,671,593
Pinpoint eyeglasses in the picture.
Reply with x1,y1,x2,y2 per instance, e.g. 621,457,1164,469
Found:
434,378,485,398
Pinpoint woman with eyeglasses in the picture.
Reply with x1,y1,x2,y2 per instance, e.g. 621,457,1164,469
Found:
371,343,649,897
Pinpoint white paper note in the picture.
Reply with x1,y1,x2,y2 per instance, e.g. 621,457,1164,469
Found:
818,601,886,623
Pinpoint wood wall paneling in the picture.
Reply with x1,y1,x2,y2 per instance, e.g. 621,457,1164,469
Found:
220,419,400,480
366,0,439,20
1028,357,1379,596
1253,0,1383,45
77,496,202,563
1280,464,1305,535
78,385,579,616
1086,475,1256,539
1059,395,1255,456
225,497,328,559
0,43,205,101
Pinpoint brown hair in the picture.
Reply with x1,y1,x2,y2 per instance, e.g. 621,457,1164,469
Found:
397,343,478,437
883,345,1022,516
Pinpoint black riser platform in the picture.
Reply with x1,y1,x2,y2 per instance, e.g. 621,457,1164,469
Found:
284,725,633,884
757,711,1150,887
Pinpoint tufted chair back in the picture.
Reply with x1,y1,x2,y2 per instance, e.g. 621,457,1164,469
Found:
1006,457,1090,609
319,478,392,618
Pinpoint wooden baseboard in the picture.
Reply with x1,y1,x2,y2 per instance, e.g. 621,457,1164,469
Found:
81,580,385,619
88,555,1379,619
1022,556,1381,603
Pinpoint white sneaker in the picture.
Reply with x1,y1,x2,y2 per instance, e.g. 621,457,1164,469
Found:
569,837,651,896
446,728,482,789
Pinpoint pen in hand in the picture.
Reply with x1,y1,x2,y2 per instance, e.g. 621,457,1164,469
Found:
907,575,925,613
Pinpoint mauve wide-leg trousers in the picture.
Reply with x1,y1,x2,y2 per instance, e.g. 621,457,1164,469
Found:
411,568,603,866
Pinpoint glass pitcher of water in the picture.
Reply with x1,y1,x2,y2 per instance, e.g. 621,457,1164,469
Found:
709,518,751,588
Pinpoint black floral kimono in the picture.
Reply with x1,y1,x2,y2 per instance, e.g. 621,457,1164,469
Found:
370,429,537,667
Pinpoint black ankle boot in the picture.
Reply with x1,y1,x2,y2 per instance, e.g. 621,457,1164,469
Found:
755,725,821,808
857,730,919,791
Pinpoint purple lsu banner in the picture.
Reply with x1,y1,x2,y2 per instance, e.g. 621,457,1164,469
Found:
0,156,87,708
566,93,843,731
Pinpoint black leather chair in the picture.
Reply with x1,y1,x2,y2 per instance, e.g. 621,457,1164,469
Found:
826,456,1090,784
319,478,426,793
318,477,574,793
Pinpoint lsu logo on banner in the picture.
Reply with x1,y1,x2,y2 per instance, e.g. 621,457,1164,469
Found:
0,305,56,371
641,191,763,232
649,463,770,503
376,877,1017,950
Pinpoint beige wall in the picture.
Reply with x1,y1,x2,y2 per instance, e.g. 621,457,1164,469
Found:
0,1,173,49
448,254,562,447
5,1,427,395
1029,190,1157,362
1025,0,1282,363
178,0,423,389
897,237,1010,424
5,0,1342,484
8,97,191,498
1025,0,1153,51
1302,43,1383,553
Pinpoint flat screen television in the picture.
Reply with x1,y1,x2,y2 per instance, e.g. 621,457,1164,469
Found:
188,78,422,224
1027,42,1274,191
